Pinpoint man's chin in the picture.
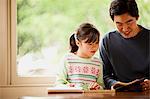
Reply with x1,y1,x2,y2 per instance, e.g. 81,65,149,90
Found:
121,34,132,38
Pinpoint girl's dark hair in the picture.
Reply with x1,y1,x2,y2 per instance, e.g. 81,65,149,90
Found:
109,0,139,21
70,23,100,53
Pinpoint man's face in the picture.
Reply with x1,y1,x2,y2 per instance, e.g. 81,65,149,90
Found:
113,13,140,38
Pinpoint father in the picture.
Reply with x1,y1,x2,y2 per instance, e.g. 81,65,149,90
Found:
100,0,149,91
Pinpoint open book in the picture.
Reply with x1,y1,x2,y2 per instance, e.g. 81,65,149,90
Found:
113,78,145,92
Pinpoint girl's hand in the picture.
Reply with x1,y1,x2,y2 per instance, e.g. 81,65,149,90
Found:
66,83,75,87
88,82,102,90
140,79,150,91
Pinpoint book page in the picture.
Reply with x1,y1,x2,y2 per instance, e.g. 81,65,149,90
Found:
113,78,145,92
116,79,138,86
114,78,144,86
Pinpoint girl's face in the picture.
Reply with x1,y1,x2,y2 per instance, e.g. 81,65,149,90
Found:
76,39,99,58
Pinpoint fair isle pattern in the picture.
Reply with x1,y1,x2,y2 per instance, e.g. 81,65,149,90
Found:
65,53,102,84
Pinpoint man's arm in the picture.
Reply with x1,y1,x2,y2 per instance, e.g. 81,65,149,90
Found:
100,36,117,89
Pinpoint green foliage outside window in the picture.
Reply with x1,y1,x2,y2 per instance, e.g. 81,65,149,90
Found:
17,0,150,57
17,0,150,76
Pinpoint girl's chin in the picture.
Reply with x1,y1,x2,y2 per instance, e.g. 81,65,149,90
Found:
89,53,95,57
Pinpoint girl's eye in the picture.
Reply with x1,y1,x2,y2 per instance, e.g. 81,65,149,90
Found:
96,42,99,44
88,43,92,45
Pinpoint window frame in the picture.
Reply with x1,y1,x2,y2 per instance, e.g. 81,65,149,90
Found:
0,0,9,85
10,0,56,85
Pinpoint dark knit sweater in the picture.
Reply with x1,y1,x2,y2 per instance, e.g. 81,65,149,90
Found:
100,25,150,89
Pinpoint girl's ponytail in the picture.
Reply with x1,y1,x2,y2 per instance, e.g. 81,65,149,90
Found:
69,34,78,53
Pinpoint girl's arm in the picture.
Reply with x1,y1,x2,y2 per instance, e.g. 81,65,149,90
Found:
56,57,76,87
56,57,68,85
95,65,104,89
88,64,104,90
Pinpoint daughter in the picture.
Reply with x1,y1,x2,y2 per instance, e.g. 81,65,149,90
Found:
57,23,104,90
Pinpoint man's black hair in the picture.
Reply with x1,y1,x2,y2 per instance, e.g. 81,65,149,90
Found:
109,0,139,21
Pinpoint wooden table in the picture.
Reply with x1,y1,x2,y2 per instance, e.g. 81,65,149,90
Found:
0,86,149,99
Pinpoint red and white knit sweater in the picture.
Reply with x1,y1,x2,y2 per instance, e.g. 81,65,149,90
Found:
57,53,104,87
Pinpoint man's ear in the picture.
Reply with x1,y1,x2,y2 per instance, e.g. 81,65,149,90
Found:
136,16,139,20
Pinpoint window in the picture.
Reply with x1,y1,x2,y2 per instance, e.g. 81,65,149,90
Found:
9,0,150,85
10,0,113,85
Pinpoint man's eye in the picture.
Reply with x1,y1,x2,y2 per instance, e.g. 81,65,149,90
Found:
117,23,122,26
127,21,133,25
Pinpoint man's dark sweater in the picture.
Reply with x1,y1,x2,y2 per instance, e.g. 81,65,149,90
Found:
100,25,150,89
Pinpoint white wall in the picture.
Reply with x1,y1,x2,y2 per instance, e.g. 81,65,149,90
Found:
0,0,8,85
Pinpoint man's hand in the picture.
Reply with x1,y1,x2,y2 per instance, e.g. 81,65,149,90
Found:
111,81,121,90
141,79,150,91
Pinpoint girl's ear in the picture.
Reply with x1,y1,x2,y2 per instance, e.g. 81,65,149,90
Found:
76,40,80,46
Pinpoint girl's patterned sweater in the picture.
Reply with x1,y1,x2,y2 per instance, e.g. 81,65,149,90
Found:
57,53,104,88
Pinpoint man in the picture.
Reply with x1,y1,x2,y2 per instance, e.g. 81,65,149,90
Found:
100,0,149,91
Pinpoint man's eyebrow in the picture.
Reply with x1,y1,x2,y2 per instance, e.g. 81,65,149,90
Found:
125,19,133,23
116,22,122,24
116,19,133,24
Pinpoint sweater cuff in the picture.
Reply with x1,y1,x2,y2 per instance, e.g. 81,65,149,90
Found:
108,79,117,89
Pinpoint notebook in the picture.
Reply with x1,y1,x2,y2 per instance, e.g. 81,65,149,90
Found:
47,86,115,93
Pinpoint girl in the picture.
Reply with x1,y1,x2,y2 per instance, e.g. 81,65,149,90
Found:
57,23,104,90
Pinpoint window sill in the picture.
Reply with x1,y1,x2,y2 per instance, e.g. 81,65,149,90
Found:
0,84,54,88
